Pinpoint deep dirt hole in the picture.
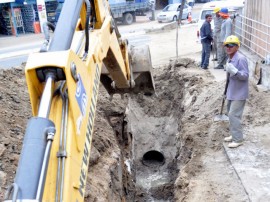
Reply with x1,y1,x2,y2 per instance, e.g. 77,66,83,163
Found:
1,58,256,201
103,58,199,201
0,59,196,201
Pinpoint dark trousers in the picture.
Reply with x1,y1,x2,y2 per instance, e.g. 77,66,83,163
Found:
201,42,211,68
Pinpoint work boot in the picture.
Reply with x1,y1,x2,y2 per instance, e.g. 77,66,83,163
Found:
201,66,208,70
224,136,232,142
228,141,243,148
214,65,224,69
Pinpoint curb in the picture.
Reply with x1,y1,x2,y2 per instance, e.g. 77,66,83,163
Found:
0,48,40,60
145,21,197,33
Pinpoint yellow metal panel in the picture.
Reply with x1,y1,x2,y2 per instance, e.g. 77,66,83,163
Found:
105,30,130,88
61,55,103,201
13,0,153,199
94,0,110,28
25,50,103,201
25,51,70,116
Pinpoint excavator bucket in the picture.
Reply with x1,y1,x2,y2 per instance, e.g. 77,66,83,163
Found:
101,44,155,95
129,44,155,94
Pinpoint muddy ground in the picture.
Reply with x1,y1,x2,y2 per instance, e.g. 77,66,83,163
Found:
0,58,269,201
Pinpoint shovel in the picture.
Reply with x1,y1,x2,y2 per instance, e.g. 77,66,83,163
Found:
214,73,230,122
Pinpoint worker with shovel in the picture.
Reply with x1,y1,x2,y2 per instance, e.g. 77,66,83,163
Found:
223,35,249,148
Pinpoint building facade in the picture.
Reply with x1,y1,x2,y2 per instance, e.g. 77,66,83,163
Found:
0,0,58,36
0,0,182,36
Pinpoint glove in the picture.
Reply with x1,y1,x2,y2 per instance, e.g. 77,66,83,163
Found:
226,63,238,76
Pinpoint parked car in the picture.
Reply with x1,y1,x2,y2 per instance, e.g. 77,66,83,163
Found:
157,3,192,23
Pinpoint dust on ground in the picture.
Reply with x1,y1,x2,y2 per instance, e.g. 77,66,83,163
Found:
0,58,269,201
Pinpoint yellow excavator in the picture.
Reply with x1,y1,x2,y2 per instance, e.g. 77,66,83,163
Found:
4,0,154,201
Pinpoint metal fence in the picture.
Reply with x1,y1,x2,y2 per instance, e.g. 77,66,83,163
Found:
233,0,270,64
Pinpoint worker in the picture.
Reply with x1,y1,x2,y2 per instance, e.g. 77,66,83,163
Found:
216,7,233,70
212,7,222,64
200,14,213,69
150,0,155,21
223,35,249,148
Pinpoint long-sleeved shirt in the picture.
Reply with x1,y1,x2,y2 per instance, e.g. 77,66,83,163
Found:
226,51,249,100
200,21,212,43
213,15,223,42
220,18,232,42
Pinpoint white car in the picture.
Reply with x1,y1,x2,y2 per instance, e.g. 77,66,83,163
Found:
157,3,192,23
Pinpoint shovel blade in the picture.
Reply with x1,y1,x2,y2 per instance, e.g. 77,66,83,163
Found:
214,114,229,122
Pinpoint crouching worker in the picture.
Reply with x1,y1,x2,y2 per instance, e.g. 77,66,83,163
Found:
223,35,249,148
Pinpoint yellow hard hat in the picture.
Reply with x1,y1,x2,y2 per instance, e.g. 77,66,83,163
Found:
224,35,240,46
213,7,221,13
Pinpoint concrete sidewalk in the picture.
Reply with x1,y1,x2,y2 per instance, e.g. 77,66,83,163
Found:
0,33,44,60
0,33,43,48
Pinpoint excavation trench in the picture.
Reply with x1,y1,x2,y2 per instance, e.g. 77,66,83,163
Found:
105,59,199,201
126,98,180,201
0,57,262,201
0,59,199,201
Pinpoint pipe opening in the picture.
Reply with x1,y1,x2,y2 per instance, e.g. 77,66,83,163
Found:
142,150,165,168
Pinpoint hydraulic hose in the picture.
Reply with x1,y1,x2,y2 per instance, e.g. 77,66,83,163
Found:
40,22,56,52
42,22,55,42
84,0,91,54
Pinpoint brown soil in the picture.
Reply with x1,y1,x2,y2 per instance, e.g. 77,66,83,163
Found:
0,67,32,199
0,58,269,201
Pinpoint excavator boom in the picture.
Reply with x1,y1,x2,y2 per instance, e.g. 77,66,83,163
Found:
4,0,154,201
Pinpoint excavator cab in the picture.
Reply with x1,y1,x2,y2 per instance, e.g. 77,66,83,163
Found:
4,0,154,201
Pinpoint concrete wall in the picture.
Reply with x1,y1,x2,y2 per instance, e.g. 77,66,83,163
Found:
240,48,270,91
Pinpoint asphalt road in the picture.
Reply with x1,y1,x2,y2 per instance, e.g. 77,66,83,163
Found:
0,4,203,69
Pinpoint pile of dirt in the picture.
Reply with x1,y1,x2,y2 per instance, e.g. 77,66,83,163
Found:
170,63,250,201
0,58,269,201
0,67,31,200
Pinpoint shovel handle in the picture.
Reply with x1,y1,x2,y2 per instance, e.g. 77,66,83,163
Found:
223,73,230,95
220,97,226,115
220,73,230,115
